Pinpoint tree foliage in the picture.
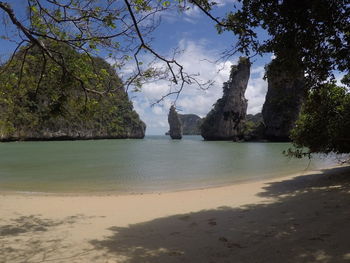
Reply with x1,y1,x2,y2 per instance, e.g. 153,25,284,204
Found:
211,0,350,87
0,0,211,102
290,83,350,154
194,0,350,154
2,0,347,96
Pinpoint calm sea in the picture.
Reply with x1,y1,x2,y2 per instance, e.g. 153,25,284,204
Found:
0,135,336,193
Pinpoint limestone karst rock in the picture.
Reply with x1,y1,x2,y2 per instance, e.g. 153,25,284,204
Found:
243,113,266,141
179,114,202,135
166,114,202,136
201,57,250,140
0,44,146,141
168,105,182,139
262,58,306,141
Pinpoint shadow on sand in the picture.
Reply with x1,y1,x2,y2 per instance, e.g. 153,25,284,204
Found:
90,166,350,263
0,214,87,262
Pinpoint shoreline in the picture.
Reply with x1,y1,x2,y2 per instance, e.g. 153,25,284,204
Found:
0,164,344,197
1,165,350,262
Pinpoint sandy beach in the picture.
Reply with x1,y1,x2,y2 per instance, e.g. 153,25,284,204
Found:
1,165,350,263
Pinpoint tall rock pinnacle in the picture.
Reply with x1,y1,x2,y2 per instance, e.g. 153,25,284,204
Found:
168,105,182,139
201,57,250,140
262,58,306,141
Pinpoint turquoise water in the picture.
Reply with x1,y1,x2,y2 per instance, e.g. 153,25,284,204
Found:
0,136,335,193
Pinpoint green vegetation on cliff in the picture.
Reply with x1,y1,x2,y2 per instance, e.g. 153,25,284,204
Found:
262,58,306,141
0,42,145,141
179,114,202,135
243,113,265,141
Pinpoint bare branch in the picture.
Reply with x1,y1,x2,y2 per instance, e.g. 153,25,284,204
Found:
0,40,26,75
190,0,227,27
17,44,33,89
0,0,214,104
0,2,51,56
35,50,47,96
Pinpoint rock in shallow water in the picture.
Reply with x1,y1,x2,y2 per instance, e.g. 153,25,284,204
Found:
201,57,250,140
166,114,202,136
168,105,182,139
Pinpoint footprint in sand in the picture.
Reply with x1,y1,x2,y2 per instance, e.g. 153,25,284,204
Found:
309,233,331,241
208,218,217,226
168,250,184,256
189,222,198,228
226,242,246,249
178,215,191,221
218,237,245,248
218,237,228,242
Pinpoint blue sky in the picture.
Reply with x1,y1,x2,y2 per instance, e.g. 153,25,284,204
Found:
127,1,273,134
0,1,274,135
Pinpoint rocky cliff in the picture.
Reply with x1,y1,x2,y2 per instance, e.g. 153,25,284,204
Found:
168,106,182,139
243,113,266,141
0,43,146,141
166,113,202,136
262,58,306,141
179,114,202,135
201,57,250,140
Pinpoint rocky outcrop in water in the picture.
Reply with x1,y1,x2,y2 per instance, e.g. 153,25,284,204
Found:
168,106,182,139
201,57,250,140
262,58,306,141
166,113,202,136
0,43,146,141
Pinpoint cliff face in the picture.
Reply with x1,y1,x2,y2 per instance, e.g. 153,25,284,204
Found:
168,106,182,139
243,113,266,141
1,120,146,141
165,113,202,136
201,57,250,140
178,114,202,135
262,59,306,141
0,44,146,141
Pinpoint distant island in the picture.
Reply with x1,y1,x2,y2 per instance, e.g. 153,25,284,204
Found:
166,108,202,137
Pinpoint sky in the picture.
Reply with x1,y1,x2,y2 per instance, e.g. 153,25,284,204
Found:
126,1,273,134
0,1,274,135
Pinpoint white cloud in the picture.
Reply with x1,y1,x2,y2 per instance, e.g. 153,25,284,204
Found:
246,66,268,114
152,105,164,115
128,39,269,134
214,0,235,7
334,72,346,87
156,5,202,24
184,5,201,17
177,95,215,117
133,0,236,26
132,99,145,116
142,81,170,100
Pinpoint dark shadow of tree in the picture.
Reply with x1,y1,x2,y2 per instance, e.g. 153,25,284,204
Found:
90,166,350,263
0,215,68,236
0,214,89,262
